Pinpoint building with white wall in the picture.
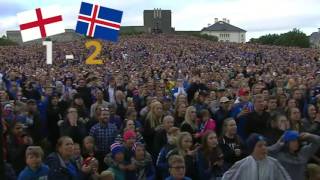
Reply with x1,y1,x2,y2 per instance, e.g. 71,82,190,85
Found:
201,18,246,43
310,28,320,48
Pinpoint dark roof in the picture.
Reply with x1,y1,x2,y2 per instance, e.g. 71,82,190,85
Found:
144,10,171,12
202,21,246,32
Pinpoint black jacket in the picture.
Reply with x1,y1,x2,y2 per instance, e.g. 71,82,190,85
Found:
76,87,92,109
46,152,87,180
47,104,64,147
59,121,87,144
243,111,270,139
218,135,246,168
153,129,167,159
186,83,209,104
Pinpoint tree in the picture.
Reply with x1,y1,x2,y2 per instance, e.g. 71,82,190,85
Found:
249,29,310,48
274,28,310,48
0,36,17,46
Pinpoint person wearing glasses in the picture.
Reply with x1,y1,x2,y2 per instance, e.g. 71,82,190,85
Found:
166,155,191,180
90,89,109,118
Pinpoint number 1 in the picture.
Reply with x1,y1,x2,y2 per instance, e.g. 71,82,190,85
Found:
43,41,52,64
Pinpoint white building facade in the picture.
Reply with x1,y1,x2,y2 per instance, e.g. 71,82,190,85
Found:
201,19,246,43
310,28,320,48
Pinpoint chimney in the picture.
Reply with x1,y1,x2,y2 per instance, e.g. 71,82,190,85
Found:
208,23,211,27
157,8,159,18
223,18,227,22
318,28,320,33
214,18,218,23
227,19,230,24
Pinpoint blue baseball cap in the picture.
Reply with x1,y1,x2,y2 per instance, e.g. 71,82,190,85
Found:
283,130,299,142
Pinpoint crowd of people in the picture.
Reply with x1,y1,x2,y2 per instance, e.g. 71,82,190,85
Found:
1,34,320,179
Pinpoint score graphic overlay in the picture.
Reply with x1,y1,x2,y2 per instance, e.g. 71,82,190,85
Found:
43,41,53,65
16,1,123,65
42,40,103,65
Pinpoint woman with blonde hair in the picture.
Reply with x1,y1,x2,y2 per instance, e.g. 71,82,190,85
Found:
180,106,198,137
167,132,197,179
143,101,163,156
174,103,186,127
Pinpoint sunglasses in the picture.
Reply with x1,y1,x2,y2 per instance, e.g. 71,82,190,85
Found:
100,107,109,111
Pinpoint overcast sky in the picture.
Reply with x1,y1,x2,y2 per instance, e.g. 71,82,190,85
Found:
0,0,319,41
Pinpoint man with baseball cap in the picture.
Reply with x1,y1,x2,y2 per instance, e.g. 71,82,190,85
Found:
213,97,232,136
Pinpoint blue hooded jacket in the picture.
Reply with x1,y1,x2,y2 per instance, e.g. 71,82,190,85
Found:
18,164,49,180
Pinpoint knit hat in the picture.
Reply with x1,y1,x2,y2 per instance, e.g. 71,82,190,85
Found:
283,130,299,142
4,103,13,110
123,130,137,141
132,142,144,152
246,133,266,154
110,143,124,158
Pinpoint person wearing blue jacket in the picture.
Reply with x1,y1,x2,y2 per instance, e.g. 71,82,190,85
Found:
18,146,49,180
171,79,188,100
156,127,180,179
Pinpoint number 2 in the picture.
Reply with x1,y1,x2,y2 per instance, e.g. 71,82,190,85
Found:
85,40,103,65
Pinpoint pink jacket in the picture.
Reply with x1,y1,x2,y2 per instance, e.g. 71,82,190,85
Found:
196,118,216,138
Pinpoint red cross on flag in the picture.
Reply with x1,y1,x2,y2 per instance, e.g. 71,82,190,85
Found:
17,6,64,42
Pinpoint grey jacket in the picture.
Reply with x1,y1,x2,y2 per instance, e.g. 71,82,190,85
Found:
268,134,320,180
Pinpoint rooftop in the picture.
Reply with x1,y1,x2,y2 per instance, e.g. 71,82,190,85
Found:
202,21,246,32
